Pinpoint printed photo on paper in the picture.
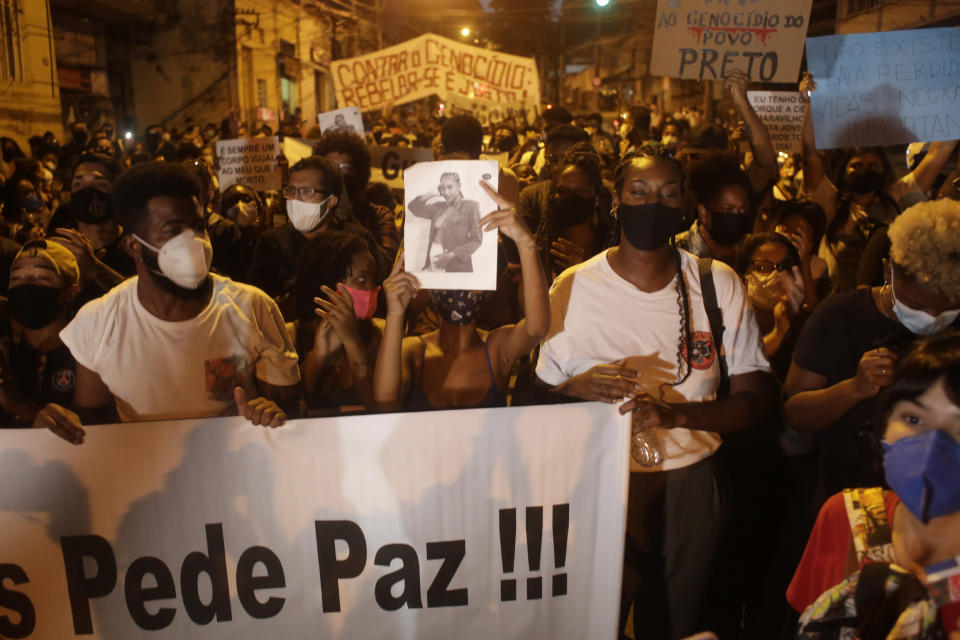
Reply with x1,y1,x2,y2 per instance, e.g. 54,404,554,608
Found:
318,106,365,135
403,160,499,291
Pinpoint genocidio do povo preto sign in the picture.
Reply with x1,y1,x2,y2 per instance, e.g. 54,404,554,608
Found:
0,402,628,639
331,33,540,116
650,0,813,83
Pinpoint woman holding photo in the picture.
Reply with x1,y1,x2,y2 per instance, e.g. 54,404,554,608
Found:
373,181,548,411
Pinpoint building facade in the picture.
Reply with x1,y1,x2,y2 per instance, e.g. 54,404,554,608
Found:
0,0,62,151
45,0,374,143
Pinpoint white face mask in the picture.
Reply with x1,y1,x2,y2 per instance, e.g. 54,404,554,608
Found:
891,271,960,335
134,229,213,290
230,201,257,228
286,195,333,233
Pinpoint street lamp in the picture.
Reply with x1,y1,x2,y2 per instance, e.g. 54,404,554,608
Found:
460,27,471,37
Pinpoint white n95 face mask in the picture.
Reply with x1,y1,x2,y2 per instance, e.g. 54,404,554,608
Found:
287,195,333,232
891,271,960,335
134,229,213,290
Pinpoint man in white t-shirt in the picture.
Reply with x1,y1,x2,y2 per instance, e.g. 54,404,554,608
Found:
536,149,777,638
34,162,301,443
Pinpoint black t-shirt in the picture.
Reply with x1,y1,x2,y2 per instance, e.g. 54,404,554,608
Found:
792,288,914,497
248,221,387,317
3,340,76,427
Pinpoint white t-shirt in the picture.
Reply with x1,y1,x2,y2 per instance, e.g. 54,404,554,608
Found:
536,249,770,472
61,274,300,422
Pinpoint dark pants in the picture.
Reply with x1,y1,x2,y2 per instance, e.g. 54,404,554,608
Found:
619,454,729,640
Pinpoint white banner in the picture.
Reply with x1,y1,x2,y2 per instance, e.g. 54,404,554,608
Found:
331,34,540,115
747,91,804,154
215,137,282,193
649,0,812,83
0,403,628,639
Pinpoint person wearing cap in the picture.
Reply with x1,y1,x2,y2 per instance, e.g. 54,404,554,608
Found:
0,240,82,426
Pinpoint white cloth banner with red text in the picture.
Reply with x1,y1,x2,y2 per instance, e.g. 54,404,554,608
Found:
331,33,540,115
0,403,628,639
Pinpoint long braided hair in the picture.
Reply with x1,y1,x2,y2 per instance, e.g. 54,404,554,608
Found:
613,146,693,390
534,142,603,275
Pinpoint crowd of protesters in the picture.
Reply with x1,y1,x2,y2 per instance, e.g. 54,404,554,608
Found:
2,66,959,640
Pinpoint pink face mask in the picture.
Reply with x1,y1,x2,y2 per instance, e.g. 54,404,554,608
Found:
342,284,380,319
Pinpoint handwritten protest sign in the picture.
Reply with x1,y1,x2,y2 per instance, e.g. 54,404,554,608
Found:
650,0,812,83
318,106,365,135
215,137,282,192
747,91,804,153
806,28,960,149
369,145,433,190
332,33,540,115
0,403,628,638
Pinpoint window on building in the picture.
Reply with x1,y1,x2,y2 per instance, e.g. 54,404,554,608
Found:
0,0,22,81
846,0,880,16
281,76,299,113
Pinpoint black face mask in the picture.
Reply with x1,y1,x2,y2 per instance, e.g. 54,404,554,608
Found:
707,211,753,246
70,187,113,224
430,290,486,325
8,285,64,329
619,203,682,251
72,130,88,146
846,169,885,195
551,195,594,227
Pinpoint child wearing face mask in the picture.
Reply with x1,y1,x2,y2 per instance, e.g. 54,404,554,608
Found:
788,331,960,637
290,231,384,416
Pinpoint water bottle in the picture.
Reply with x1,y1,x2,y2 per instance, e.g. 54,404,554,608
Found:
631,419,664,468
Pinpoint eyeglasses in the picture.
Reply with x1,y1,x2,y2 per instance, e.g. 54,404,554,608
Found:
750,259,795,274
282,186,327,199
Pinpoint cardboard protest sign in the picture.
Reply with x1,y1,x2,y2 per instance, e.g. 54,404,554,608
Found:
404,160,499,290
318,106,365,135
332,33,540,116
369,145,433,190
747,91,804,153
806,28,960,149
215,137,282,192
0,403,628,638
650,0,812,83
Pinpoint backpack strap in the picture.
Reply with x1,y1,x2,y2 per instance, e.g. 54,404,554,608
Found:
843,487,895,566
697,256,729,398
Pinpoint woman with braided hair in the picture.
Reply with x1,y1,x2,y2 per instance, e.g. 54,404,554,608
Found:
530,142,613,280
535,145,778,639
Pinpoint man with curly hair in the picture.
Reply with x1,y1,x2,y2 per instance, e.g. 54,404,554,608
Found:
785,198,960,506
312,130,399,259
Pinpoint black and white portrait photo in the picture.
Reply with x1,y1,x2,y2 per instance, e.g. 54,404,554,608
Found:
318,106,364,135
404,160,499,290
